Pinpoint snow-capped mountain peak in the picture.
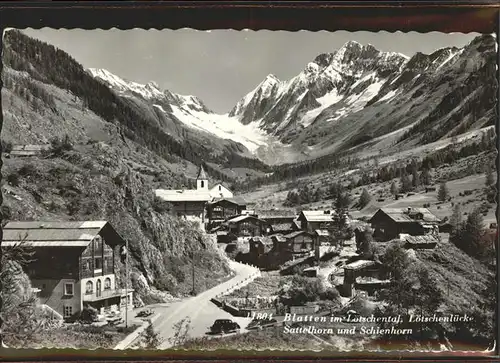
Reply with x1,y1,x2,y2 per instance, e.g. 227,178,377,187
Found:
89,67,213,114
88,68,165,100
227,35,495,150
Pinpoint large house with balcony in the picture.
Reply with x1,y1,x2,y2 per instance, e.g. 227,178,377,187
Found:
2,221,133,320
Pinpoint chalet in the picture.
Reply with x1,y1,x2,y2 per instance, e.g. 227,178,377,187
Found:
155,166,212,224
249,237,272,259
209,183,234,199
2,221,133,321
278,230,315,260
297,210,335,232
206,197,247,228
342,259,388,297
369,208,441,241
314,229,330,245
223,215,270,237
259,211,298,235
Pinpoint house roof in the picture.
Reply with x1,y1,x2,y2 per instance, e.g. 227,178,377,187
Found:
10,151,40,157
197,165,208,180
271,223,294,232
271,235,287,243
299,210,336,223
250,236,264,242
283,230,312,239
344,260,375,271
11,144,50,152
226,215,267,224
371,208,440,223
258,209,297,219
155,189,211,202
2,221,124,248
208,196,246,206
314,229,329,237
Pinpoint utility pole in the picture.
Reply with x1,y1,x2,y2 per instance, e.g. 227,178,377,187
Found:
125,239,129,328
191,252,196,296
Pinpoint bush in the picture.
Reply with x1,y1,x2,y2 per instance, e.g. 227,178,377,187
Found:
49,134,73,156
2,139,13,153
1,205,12,221
18,163,38,177
79,306,99,323
358,189,371,209
6,172,20,186
152,196,173,214
320,287,340,301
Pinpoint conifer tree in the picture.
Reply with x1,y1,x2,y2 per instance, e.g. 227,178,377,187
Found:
359,189,371,209
390,182,398,196
437,181,449,202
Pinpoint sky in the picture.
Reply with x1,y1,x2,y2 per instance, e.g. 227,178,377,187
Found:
22,28,480,113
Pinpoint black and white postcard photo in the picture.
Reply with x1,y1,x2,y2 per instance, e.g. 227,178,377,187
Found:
0,13,497,357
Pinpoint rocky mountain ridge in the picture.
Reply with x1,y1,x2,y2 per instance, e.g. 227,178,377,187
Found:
88,35,497,165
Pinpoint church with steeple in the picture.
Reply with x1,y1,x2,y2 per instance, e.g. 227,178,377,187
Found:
154,165,232,226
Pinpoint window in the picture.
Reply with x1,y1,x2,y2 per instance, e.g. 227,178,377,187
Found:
64,283,74,296
64,305,73,318
95,258,102,269
200,181,204,188
96,279,102,297
83,259,91,271
219,185,221,191
104,277,111,290
85,281,93,294
95,236,102,249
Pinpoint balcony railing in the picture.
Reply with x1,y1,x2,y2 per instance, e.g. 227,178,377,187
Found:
82,288,129,302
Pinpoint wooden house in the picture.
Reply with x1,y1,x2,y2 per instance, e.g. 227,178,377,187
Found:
2,221,133,320
314,229,330,245
342,259,388,297
297,210,335,232
369,208,441,241
224,215,270,237
255,210,296,235
249,237,272,258
278,230,315,260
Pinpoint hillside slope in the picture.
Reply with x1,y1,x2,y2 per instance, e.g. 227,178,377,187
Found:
2,30,270,178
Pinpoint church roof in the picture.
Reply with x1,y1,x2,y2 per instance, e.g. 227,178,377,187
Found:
155,189,211,202
197,165,208,180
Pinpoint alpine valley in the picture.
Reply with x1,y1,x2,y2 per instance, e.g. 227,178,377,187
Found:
92,35,496,169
